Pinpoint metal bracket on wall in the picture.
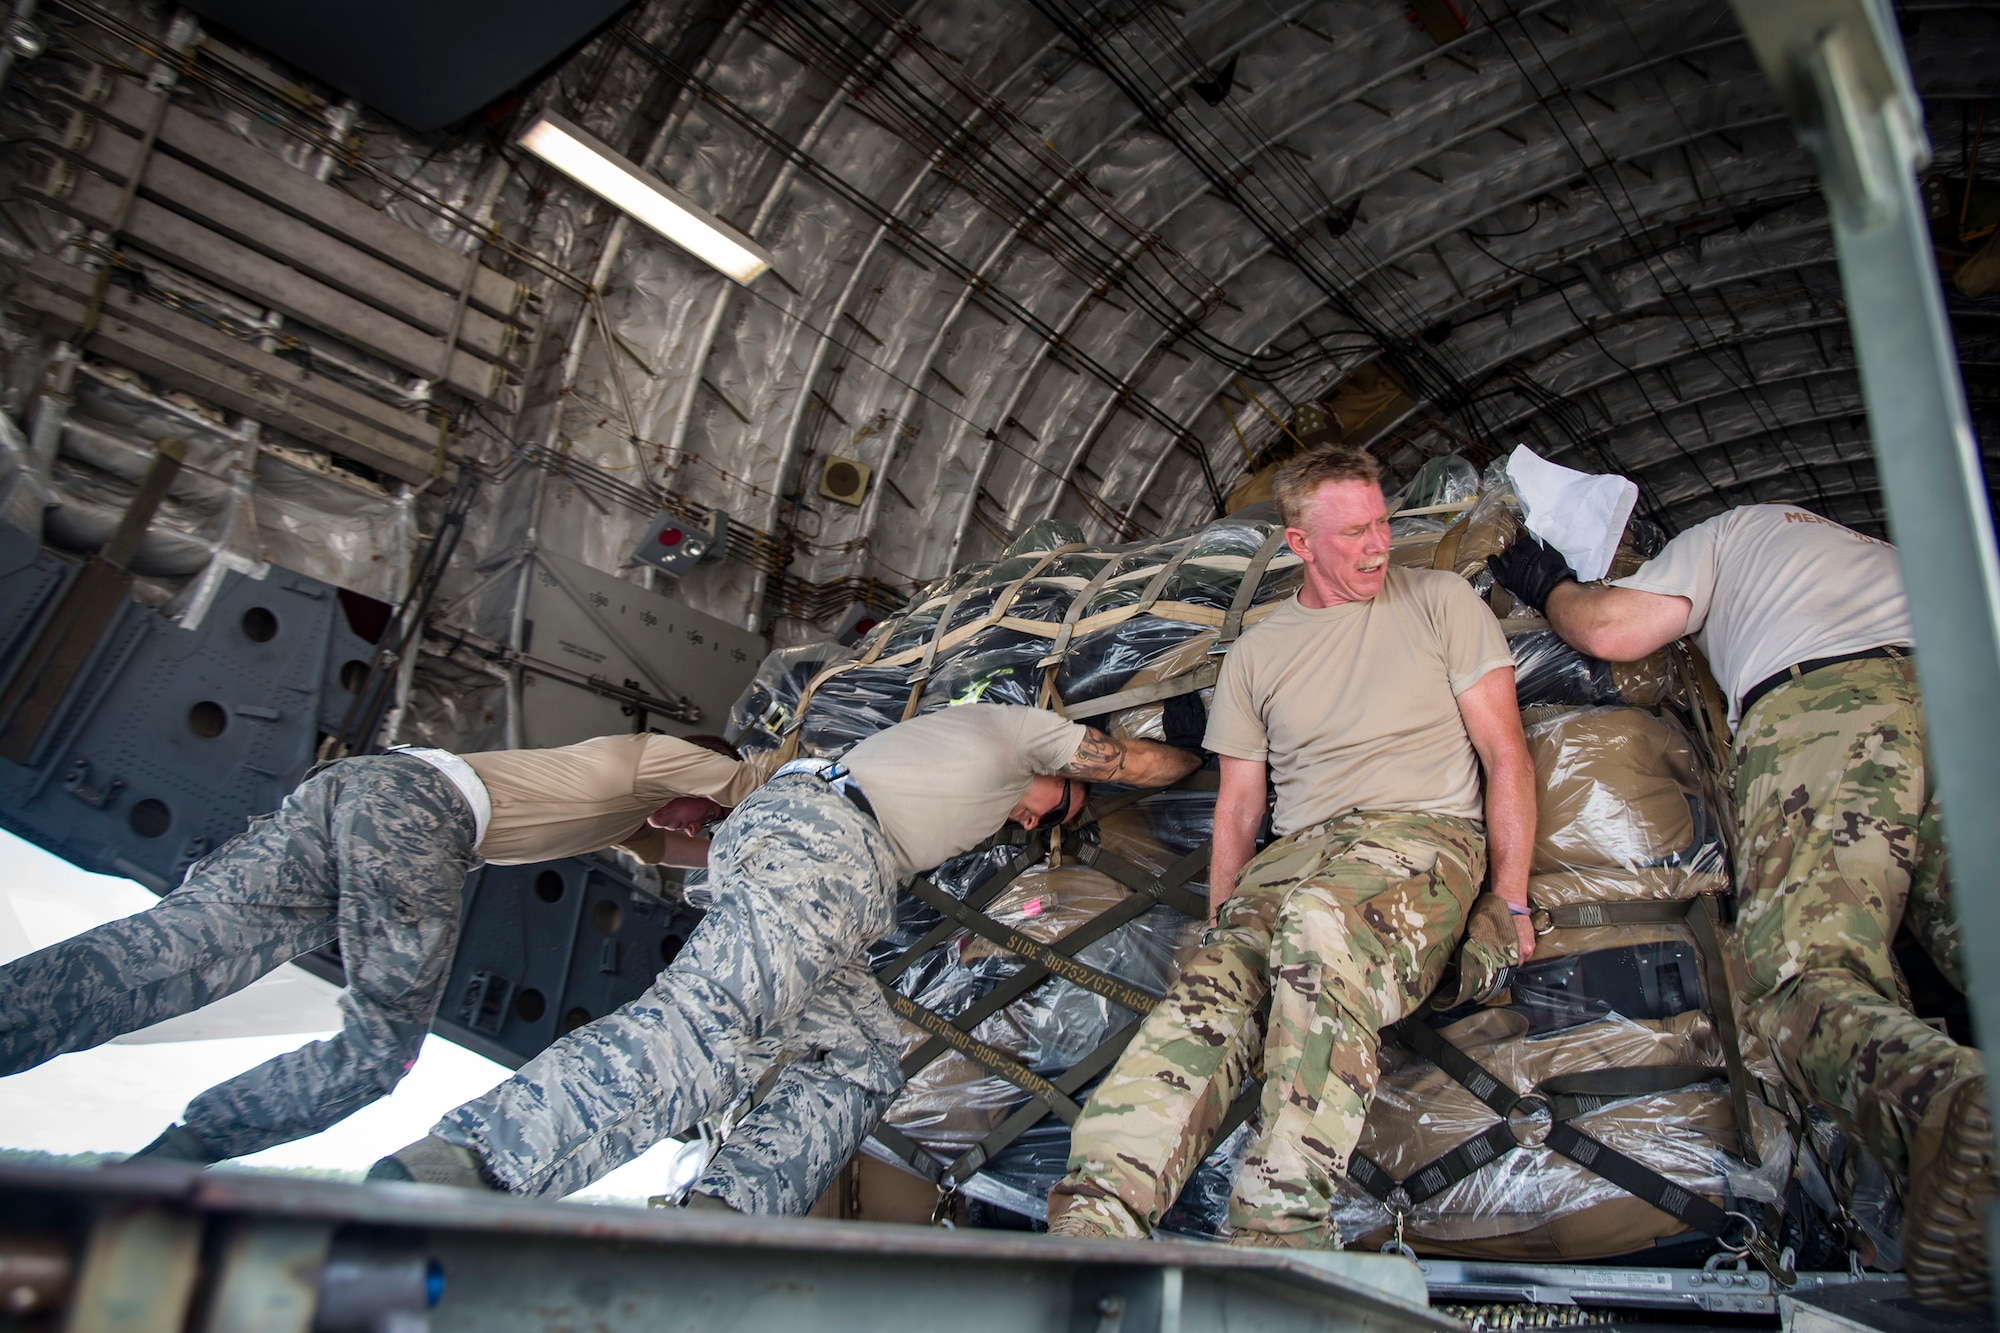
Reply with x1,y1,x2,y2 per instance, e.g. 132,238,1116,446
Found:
1729,0,2000,1236
0,437,183,761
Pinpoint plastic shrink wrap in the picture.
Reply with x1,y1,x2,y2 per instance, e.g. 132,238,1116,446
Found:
1330,1011,1791,1259
877,790,1205,1152
1524,707,1725,880
733,455,1793,1254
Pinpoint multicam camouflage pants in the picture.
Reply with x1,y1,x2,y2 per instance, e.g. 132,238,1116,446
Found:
1048,810,1486,1247
0,754,477,1159
1733,654,1978,1176
436,774,907,1201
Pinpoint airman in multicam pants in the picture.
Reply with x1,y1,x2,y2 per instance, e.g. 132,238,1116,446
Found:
1489,505,1994,1311
1732,657,1982,1256
1048,811,1486,1246
0,754,479,1161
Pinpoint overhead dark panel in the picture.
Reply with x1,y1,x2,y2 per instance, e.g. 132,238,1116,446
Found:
180,0,641,129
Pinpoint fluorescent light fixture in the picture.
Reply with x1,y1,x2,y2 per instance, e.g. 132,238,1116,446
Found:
518,112,774,285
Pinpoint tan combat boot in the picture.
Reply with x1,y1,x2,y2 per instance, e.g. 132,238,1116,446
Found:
1903,1075,1998,1313
1045,1192,1147,1240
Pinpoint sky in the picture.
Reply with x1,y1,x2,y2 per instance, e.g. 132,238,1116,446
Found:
0,828,690,1203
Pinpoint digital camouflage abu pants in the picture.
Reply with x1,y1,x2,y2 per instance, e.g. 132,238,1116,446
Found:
436,774,907,1202
1048,810,1485,1247
0,754,477,1159
1733,654,1977,1177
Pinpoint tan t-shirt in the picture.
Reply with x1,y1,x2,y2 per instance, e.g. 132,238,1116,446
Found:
1610,504,1912,727
842,703,1089,876
1204,566,1513,835
463,735,769,865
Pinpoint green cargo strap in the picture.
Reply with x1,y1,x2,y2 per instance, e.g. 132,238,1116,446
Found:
897,855,1193,1076
1346,1066,1723,1212
944,1016,1148,1187
873,830,1043,986
1132,535,1201,613
1037,550,1129,668
1348,1119,1521,1211
1389,1010,1774,1270
1388,1017,1523,1120
869,1123,946,1185
1073,839,1211,920
909,584,978,690
1686,893,1762,1166
880,988,1083,1123
1536,900,1691,929
1373,1023,1765,1264
1214,1079,1263,1146
1077,784,1160,825
1062,662,1218,722
980,543,1084,631
1217,526,1289,648
1532,894,1760,1165
904,876,1165,1016
1539,1065,1727,1121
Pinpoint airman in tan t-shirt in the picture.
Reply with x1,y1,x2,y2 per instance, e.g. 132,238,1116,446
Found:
1051,448,1537,1249
1204,565,1513,836
462,733,774,864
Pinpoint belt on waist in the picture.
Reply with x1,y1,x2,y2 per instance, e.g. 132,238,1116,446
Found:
775,758,878,824
1739,644,1912,720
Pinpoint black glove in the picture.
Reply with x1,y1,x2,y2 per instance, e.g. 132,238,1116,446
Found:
1485,531,1577,614
1161,690,1209,754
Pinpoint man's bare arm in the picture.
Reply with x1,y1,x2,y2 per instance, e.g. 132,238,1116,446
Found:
1543,582,1691,663
652,832,713,870
1060,727,1202,786
1209,756,1266,918
1456,668,1538,960
617,826,712,869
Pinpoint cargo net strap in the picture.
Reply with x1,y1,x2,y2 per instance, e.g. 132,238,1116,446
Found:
1669,642,1740,872
1353,1016,1760,1258
868,782,1213,1190
772,536,1298,763
1346,920,1788,1276
1535,893,1760,1166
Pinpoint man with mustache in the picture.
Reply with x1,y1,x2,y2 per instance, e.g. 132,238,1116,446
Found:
1048,444,1535,1249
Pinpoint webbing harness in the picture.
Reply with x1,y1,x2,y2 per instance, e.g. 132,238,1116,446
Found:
1344,893,1790,1279
1532,893,1760,1166
867,779,1215,1191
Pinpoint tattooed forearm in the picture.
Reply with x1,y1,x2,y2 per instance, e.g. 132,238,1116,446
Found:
1060,728,1201,786
1062,729,1134,781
